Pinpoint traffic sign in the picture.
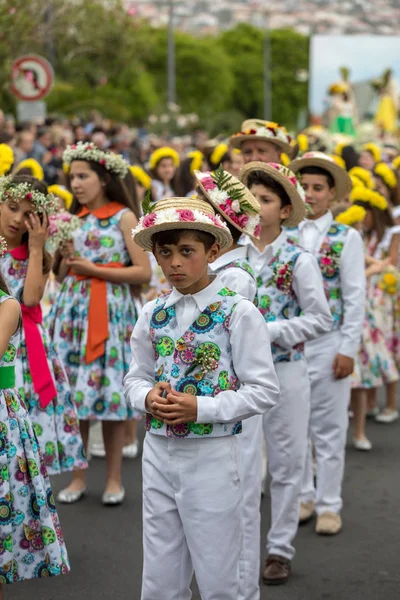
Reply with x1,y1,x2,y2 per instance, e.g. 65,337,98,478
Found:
10,55,54,101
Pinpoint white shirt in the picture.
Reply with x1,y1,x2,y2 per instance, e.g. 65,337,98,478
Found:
298,211,365,358
210,246,257,302
245,230,334,348
124,277,280,423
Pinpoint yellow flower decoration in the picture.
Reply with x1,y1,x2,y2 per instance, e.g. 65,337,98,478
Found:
296,134,309,153
14,158,44,181
392,156,400,171
0,144,14,177
362,143,381,163
63,162,70,175
281,153,291,166
232,148,242,155
47,185,73,210
334,142,347,157
383,272,397,286
210,143,228,167
350,187,388,211
149,147,180,171
331,155,346,169
374,162,397,189
187,150,204,175
378,267,400,295
350,175,364,189
129,165,152,190
335,205,366,226
349,167,375,190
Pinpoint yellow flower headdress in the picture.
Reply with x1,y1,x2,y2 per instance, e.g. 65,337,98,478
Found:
296,134,309,153
329,82,349,95
392,156,400,171
362,143,381,163
281,153,291,166
374,163,397,189
350,187,388,211
149,147,180,171
210,143,228,167
14,158,44,181
335,205,366,226
334,142,347,157
348,167,375,190
129,166,152,190
331,155,346,170
0,144,14,177
47,185,73,210
187,150,204,175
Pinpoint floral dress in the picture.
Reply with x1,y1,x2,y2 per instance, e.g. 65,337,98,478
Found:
0,249,87,476
0,291,70,584
47,206,137,421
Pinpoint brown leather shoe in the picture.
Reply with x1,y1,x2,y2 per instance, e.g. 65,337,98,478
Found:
262,554,291,585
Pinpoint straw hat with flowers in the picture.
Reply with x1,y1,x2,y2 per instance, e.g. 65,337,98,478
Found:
195,166,261,239
240,161,308,228
132,195,232,252
289,151,352,202
230,119,292,155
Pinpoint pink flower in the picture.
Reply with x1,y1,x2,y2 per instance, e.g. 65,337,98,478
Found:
237,214,249,228
210,215,223,227
221,203,237,220
177,209,195,222
100,158,106,166
321,257,332,265
276,277,285,287
254,224,261,237
142,213,157,227
25,192,32,201
200,176,215,191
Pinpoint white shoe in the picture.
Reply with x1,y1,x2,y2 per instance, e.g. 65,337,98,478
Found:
353,437,372,451
57,487,86,504
366,407,380,418
102,487,125,506
90,443,106,458
375,410,399,424
122,441,139,459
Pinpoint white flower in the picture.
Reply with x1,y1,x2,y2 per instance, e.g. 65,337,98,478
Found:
192,209,213,224
155,208,178,224
231,199,241,213
247,215,260,230
276,130,289,143
209,188,229,205
256,126,273,139
296,182,306,201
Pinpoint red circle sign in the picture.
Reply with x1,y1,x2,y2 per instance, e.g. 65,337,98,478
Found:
10,55,54,101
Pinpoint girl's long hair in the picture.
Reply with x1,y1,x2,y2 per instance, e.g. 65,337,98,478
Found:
6,174,52,274
354,200,394,242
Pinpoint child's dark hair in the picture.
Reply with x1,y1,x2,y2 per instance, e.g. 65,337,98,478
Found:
8,174,53,274
353,200,394,242
67,160,138,216
246,170,291,208
152,228,216,251
174,158,196,197
299,166,335,189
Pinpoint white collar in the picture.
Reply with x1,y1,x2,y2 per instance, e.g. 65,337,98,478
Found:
247,228,287,257
164,276,222,313
210,246,247,272
300,211,332,232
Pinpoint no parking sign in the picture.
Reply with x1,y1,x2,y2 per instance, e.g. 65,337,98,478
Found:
10,54,54,101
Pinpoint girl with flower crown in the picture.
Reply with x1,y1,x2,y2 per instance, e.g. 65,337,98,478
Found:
353,188,400,423
149,147,180,202
0,174,87,478
0,235,70,594
48,142,151,505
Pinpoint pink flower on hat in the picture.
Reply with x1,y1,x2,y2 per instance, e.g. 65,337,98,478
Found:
177,209,195,222
200,175,215,192
143,213,157,228
237,213,249,228
254,224,261,238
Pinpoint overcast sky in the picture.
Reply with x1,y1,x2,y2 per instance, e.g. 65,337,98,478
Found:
309,36,400,114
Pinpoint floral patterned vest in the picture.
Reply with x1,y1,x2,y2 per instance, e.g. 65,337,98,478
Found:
287,222,349,329
255,238,304,363
147,287,242,439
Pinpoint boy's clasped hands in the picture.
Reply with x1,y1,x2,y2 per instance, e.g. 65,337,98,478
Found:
145,382,198,425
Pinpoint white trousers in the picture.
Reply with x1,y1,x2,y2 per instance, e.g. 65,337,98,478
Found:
263,360,310,560
301,332,350,515
141,433,243,600
237,415,263,600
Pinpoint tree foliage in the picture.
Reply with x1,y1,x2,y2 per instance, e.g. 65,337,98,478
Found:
0,1,309,129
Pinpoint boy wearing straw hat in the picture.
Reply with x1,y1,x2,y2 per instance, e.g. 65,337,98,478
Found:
124,196,280,600
195,166,263,600
240,162,333,585
289,152,365,535
230,119,292,165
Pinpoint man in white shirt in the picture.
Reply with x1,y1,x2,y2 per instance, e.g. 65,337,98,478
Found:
124,196,280,600
289,152,365,535
240,162,333,585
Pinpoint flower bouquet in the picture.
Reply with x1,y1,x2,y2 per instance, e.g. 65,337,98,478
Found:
47,212,80,252
378,266,400,295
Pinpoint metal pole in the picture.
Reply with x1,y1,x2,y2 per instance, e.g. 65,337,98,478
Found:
167,0,176,105
263,11,271,121
44,0,56,67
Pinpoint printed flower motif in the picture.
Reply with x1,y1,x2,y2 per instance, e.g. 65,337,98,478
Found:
268,261,294,296
318,240,343,279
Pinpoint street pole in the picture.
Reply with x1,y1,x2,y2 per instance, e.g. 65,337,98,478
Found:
44,0,56,68
167,0,176,106
263,11,271,121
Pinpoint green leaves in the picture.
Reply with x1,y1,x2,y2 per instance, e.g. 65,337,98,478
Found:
213,165,245,203
142,189,152,216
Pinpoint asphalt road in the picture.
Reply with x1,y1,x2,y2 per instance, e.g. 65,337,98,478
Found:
7,414,400,600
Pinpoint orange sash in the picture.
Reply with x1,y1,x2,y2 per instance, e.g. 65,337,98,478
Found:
72,202,127,364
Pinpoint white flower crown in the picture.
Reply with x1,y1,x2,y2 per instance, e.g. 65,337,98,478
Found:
0,177,59,215
63,142,129,178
